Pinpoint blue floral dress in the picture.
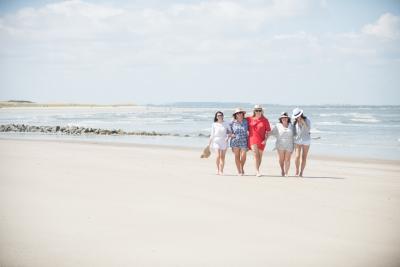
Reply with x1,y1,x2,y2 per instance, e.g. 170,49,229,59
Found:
229,119,248,149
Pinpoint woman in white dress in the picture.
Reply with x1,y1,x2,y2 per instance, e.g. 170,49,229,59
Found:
208,111,231,175
271,112,294,176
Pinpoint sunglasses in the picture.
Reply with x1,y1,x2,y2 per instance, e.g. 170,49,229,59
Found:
254,110,262,112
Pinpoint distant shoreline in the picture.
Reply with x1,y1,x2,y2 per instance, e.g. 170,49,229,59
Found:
1,101,399,108
0,101,136,108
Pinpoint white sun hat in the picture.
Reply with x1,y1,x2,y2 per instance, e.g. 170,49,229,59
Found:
253,104,263,111
233,108,246,115
279,112,289,119
292,108,303,119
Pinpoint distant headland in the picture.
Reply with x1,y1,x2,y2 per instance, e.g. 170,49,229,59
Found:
0,100,136,108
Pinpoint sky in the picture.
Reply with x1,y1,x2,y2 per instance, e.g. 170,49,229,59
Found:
0,0,399,105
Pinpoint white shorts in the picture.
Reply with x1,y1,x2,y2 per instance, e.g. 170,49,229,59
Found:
295,140,311,146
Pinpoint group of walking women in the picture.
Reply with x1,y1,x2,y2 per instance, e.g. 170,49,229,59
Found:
208,105,311,177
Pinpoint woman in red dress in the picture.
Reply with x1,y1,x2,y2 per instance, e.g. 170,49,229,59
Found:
247,105,271,177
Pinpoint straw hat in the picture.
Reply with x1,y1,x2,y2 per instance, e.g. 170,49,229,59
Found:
279,112,289,119
292,108,303,119
253,104,263,111
200,145,211,158
233,108,246,115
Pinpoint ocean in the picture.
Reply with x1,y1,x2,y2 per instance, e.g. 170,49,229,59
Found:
0,103,399,160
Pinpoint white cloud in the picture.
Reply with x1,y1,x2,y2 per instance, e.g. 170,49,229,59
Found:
270,0,312,17
0,0,326,39
362,12,400,39
0,1,398,76
0,1,399,105
0,0,326,69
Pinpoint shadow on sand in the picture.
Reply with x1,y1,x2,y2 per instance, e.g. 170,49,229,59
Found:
222,174,346,180
262,175,346,180
298,176,346,180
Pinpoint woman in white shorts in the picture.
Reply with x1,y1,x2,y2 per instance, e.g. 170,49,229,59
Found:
292,108,311,177
208,111,231,175
271,112,294,176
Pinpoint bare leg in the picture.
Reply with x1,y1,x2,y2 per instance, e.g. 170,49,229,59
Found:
233,148,241,175
284,151,292,176
240,149,247,175
300,145,310,177
215,149,221,174
251,144,263,176
258,148,264,176
277,149,285,176
219,149,227,175
294,145,301,176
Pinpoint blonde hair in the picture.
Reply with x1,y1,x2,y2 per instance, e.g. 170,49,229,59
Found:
252,111,264,117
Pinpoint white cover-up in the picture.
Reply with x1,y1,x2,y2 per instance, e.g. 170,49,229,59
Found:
210,122,230,150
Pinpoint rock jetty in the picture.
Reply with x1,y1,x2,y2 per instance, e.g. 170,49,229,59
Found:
0,124,170,136
0,124,211,138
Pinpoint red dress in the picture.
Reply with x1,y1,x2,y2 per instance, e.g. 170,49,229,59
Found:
247,116,271,151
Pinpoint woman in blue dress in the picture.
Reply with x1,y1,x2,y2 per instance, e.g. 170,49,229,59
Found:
229,108,249,176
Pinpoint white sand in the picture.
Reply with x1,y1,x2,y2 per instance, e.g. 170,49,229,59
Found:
0,139,399,267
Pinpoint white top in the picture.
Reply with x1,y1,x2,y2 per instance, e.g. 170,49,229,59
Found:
210,122,230,150
294,118,311,145
271,123,294,152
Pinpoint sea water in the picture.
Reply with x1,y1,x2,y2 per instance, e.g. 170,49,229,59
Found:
0,103,399,160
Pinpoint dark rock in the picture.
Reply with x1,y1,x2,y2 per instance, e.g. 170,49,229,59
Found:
0,124,178,139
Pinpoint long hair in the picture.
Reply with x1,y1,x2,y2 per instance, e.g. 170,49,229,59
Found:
294,114,307,126
214,111,224,122
252,110,265,118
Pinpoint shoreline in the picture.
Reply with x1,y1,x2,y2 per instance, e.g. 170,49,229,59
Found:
1,136,399,166
0,105,137,109
1,104,399,162
0,101,136,108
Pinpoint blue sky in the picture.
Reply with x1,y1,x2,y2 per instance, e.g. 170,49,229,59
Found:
0,0,399,105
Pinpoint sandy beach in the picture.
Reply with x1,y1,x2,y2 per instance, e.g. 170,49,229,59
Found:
0,138,399,267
